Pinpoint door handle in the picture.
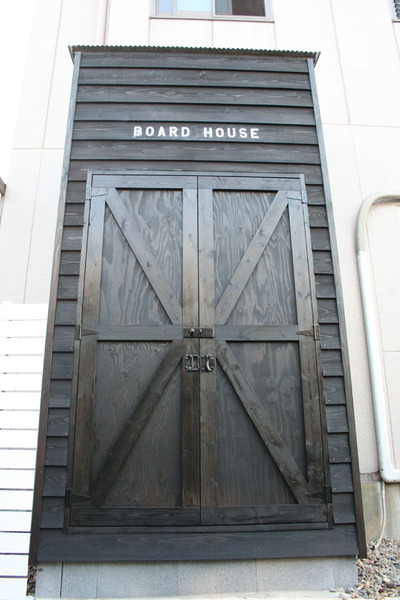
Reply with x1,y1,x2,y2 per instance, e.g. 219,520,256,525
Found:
202,354,215,372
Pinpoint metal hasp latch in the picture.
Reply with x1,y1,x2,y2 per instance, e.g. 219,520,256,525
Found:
185,354,200,372
184,354,215,372
184,327,214,338
202,354,215,372
184,329,215,372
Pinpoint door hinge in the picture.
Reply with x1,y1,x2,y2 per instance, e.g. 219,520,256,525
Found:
65,489,92,507
297,325,320,341
75,325,98,340
307,485,332,503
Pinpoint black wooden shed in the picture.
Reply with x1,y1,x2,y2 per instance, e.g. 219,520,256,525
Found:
30,46,366,563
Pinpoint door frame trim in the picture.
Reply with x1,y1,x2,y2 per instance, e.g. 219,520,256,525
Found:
66,171,332,532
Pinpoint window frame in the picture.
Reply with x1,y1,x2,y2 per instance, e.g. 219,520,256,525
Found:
153,0,272,21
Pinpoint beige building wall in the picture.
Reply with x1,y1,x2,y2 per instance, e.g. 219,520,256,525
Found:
1,0,400,538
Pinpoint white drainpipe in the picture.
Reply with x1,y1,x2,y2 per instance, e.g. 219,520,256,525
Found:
96,0,109,45
356,192,400,483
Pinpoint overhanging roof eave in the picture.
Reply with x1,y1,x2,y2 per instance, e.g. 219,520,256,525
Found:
69,44,320,64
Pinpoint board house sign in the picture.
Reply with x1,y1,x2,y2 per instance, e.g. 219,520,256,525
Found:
132,124,262,140
30,46,366,564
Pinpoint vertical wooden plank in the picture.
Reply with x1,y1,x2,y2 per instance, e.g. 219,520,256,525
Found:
198,183,218,507
64,197,91,527
288,196,324,493
29,52,82,566
301,176,333,521
182,187,200,507
72,193,105,497
182,188,199,327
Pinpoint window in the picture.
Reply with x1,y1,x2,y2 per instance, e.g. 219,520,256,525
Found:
394,0,400,19
215,0,266,16
156,0,268,18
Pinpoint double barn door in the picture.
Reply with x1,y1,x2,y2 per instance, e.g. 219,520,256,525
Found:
69,174,331,531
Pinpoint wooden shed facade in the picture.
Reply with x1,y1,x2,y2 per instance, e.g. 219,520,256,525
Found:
30,46,366,563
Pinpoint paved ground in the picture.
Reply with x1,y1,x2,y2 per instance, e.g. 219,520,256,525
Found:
31,594,400,600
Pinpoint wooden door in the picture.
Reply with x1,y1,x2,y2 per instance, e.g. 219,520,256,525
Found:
198,176,330,527
68,174,331,531
70,176,201,527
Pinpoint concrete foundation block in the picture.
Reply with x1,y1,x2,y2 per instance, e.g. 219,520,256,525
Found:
61,563,98,599
257,558,331,591
332,557,358,589
384,483,400,540
177,560,258,595
35,562,62,598
256,557,357,591
361,479,400,540
96,562,178,598
361,479,383,540
35,557,358,598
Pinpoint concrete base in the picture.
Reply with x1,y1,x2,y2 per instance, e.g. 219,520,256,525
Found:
361,477,400,540
35,558,357,599
32,594,355,600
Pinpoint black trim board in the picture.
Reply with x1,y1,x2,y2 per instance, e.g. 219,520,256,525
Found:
29,52,82,565
39,525,358,562
307,59,366,557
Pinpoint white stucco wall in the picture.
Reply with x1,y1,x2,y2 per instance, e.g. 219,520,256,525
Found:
1,0,399,479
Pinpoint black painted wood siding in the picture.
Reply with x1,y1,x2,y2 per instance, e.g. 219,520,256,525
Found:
31,47,366,563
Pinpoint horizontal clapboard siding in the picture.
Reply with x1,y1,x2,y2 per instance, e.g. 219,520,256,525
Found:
68,161,324,185
0,303,46,599
73,122,318,144
70,141,321,163
75,103,317,125
33,47,360,562
76,85,314,106
78,67,312,88
78,51,312,72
